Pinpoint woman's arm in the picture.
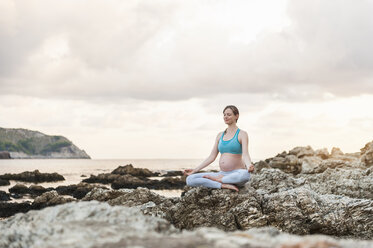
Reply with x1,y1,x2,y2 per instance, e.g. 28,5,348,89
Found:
184,132,221,175
241,131,254,171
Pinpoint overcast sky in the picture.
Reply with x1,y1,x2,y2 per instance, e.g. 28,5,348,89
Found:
1,0,373,160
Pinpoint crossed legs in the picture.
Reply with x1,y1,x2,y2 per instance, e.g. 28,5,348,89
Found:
186,169,251,192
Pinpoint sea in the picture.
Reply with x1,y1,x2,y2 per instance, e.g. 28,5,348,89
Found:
0,158,222,200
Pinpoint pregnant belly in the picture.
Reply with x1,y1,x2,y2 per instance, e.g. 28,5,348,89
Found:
219,153,245,171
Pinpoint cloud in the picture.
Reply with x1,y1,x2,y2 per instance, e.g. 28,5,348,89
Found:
1,0,373,103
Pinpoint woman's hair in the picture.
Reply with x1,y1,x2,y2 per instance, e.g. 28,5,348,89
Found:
223,105,239,134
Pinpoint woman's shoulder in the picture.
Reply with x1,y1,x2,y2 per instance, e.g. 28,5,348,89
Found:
216,131,224,140
238,129,248,137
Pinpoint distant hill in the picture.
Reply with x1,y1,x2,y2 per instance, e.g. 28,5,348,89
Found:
0,127,90,159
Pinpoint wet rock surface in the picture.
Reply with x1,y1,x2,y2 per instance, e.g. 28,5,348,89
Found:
0,170,65,183
0,201,372,248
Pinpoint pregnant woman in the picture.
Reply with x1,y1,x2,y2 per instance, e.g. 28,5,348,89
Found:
184,105,255,192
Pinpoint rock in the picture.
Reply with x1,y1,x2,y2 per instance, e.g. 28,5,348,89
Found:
32,191,76,209
9,184,29,195
331,147,344,157
0,201,177,247
160,170,183,177
0,201,32,218
262,186,373,239
82,173,121,184
300,156,323,174
315,148,330,159
110,174,186,190
165,187,267,231
360,140,373,166
111,174,152,189
82,187,179,219
155,176,186,189
0,178,10,186
0,204,371,248
254,160,270,173
55,182,109,199
268,155,302,174
302,168,373,200
289,146,315,158
245,168,306,194
0,151,11,159
247,168,373,200
8,184,53,196
111,164,157,177
0,170,65,183
0,191,11,201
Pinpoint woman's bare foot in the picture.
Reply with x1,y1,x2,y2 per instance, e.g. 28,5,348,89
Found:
221,183,239,192
203,174,224,183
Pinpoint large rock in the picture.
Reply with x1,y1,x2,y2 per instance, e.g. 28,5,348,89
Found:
360,140,373,166
83,172,186,190
264,145,366,175
262,186,373,238
289,146,315,158
268,155,302,174
0,201,33,218
0,191,11,201
55,182,109,199
0,201,372,248
165,187,267,231
111,164,157,177
0,151,10,159
0,170,65,183
32,191,76,209
0,179,10,186
247,168,373,200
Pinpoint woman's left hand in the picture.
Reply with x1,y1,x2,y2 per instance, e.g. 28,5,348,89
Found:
248,164,255,173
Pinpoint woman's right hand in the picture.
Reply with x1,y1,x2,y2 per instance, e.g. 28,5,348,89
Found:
183,169,194,176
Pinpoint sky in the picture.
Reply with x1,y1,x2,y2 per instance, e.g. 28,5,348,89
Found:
1,0,373,160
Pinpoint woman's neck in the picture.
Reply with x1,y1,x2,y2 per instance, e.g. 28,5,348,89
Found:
226,124,238,132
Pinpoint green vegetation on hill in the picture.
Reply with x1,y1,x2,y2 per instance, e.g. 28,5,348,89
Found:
0,128,72,155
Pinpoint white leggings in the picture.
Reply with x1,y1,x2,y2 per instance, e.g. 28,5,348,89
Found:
186,169,251,189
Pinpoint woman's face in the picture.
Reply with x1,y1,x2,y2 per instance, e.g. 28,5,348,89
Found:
223,108,238,124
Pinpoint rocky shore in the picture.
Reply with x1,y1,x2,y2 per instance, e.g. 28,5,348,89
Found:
0,141,373,247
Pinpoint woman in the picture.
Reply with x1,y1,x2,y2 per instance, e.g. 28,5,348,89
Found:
184,105,255,192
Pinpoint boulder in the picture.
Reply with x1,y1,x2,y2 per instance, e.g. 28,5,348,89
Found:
331,147,344,157
82,173,121,184
8,183,53,196
0,178,10,186
111,164,158,177
360,140,373,166
289,146,315,158
268,155,302,174
0,190,11,201
32,191,76,209
315,148,329,159
0,201,32,218
55,182,109,199
0,151,11,159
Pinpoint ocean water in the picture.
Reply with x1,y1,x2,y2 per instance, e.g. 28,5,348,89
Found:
0,158,221,200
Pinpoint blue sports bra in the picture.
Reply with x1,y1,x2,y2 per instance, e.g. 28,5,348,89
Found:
218,128,242,154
